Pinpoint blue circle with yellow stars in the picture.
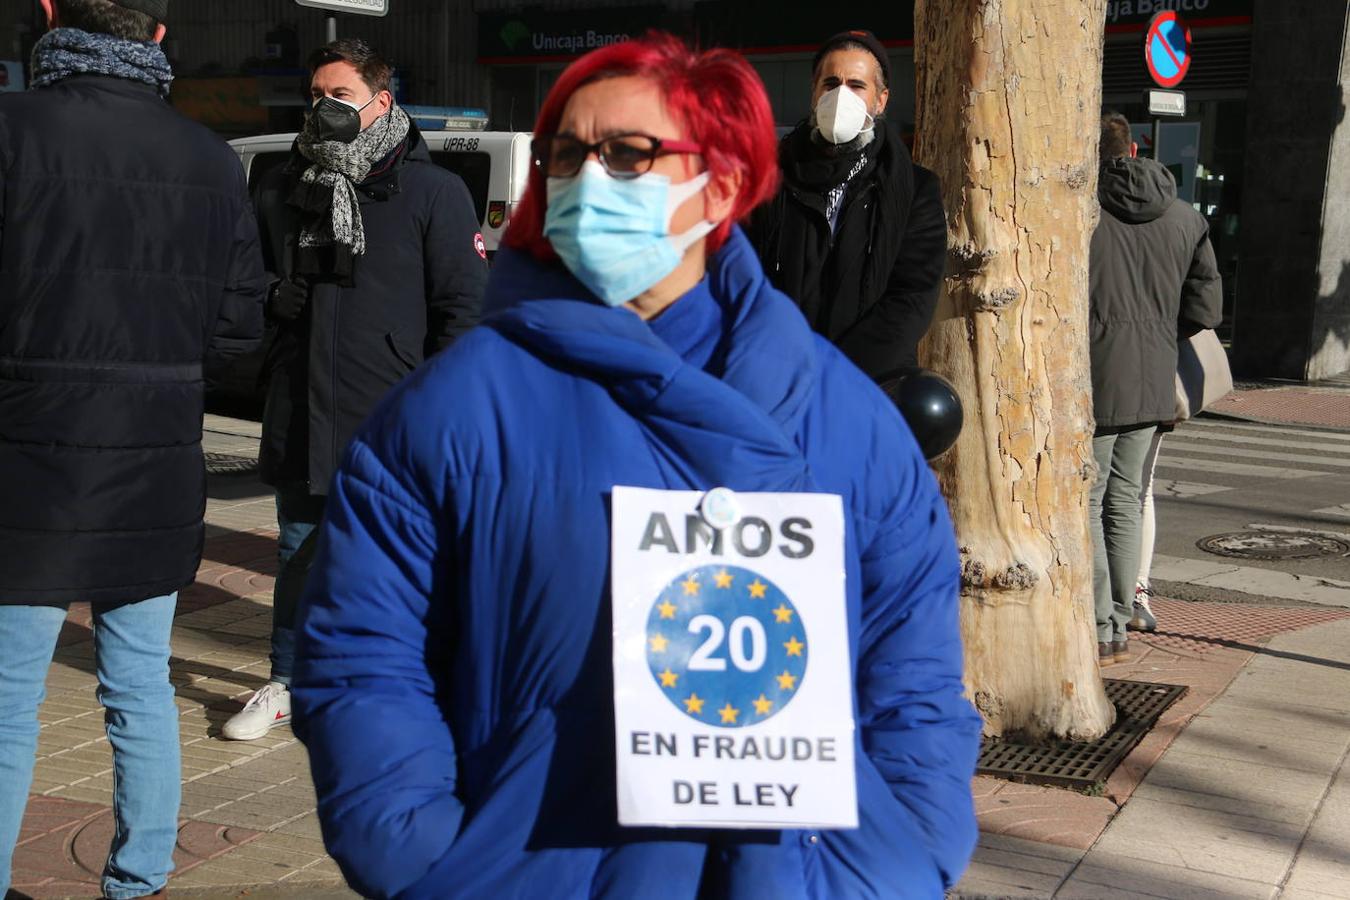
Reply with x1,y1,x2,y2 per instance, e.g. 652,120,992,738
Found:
645,564,807,728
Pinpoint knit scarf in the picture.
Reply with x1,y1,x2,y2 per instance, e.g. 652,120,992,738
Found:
293,104,411,265
29,27,172,98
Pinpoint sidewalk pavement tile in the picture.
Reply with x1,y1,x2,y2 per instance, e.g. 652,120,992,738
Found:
1280,752,1350,897
974,781,1115,851
1155,728,1348,779
1084,796,1299,884
1128,752,1328,825
1054,849,1279,899
1207,387,1350,429
953,833,1079,898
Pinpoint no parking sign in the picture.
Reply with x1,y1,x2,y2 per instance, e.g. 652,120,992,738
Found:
1145,11,1192,88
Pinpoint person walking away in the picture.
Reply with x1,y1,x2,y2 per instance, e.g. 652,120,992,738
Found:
747,29,947,380
221,38,487,741
290,33,980,899
0,0,266,895
1089,112,1221,665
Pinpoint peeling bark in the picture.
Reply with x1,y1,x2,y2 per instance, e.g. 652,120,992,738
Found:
914,0,1115,741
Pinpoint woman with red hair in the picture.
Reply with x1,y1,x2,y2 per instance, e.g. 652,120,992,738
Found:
291,32,980,899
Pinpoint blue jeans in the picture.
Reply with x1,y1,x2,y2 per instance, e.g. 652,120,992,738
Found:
271,485,326,686
0,594,180,899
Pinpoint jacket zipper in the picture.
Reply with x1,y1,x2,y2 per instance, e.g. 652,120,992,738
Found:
330,284,341,485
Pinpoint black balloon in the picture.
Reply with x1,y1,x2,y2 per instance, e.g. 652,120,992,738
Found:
879,368,964,461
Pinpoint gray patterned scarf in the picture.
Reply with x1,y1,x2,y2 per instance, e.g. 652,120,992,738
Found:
295,104,411,259
30,27,173,97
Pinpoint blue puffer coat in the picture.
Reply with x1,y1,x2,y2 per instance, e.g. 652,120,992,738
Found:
292,228,982,899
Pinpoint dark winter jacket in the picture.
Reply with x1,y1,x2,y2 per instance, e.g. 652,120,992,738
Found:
292,229,982,898
0,74,266,607
747,117,947,380
1089,156,1223,429
255,123,487,494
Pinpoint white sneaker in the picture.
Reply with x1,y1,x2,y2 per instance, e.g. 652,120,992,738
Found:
221,682,291,741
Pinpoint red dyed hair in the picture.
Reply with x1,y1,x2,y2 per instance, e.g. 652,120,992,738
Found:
503,32,780,260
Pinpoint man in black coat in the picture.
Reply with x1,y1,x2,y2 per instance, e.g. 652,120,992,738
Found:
747,29,947,381
1089,112,1221,666
223,39,487,741
0,0,265,895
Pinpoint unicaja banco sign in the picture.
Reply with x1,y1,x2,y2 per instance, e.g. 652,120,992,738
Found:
478,7,662,61
294,0,390,17
527,29,632,54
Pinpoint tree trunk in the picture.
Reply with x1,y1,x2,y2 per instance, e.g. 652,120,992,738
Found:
913,0,1115,741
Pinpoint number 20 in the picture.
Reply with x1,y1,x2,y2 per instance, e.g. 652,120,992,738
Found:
687,614,768,672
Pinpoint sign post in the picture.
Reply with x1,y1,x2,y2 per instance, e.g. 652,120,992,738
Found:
1144,11,1191,162
294,0,389,15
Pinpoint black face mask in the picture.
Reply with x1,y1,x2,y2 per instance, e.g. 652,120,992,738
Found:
309,94,377,144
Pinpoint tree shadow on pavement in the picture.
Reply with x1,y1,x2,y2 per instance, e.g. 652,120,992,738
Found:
1150,630,1350,670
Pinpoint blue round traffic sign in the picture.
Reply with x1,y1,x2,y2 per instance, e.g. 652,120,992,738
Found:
644,564,808,729
1145,11,1191,89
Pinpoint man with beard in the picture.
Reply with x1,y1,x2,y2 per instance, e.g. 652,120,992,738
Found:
222,38,486,741
748,30,947,380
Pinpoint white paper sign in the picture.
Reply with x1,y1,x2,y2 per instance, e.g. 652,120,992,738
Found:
611,486,857,829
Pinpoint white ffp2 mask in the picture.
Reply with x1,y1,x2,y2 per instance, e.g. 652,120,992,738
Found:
814,86,874,145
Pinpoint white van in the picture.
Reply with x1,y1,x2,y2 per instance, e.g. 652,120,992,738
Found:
228,130,533,256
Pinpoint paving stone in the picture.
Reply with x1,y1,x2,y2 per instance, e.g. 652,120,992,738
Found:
976,781,1116,851
1280,758,1350,897
1130,753,1328,823
1057,849,1279,899
1087,796,1303,884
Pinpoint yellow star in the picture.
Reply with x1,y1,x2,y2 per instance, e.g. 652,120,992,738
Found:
784,636,804,657
714,569,734,589
748,579,767,599
777,670,798,691
649,633,669,653
659,668,679,688
682,575,701,596
657,599,677,620
718,702,740,724
683,693,705,715
773,604,794,624
752,694,773,715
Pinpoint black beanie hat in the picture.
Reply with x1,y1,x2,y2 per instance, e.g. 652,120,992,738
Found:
114,0,168,21
813,29,890,87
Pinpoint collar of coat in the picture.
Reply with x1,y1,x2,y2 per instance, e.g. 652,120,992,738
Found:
481,228,818,492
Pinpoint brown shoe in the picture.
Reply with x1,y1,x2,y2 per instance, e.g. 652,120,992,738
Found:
1112,639,1130,663
1098,642,1115,666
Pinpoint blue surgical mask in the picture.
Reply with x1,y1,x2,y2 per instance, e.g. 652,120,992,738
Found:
543,160,718,306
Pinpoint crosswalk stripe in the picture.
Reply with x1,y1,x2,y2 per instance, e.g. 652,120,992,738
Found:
1153,478,1232,497
1163,439,1350,469
1155,455,1323,479
1167,430,1350,454
1183,418,1350,442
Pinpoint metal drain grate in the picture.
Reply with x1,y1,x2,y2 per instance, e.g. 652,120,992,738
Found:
977,679,1187,789
1197,530,1350,560
205,452,258,476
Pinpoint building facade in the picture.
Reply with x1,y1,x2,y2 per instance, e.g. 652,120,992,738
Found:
0,0,1343,380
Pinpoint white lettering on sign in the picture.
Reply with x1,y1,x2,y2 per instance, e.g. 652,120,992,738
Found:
1106,0,1210,21
443,137,480,152
612,486,857,830
531,30,632,54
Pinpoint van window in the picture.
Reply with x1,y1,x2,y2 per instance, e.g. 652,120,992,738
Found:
431,151,490,225
247,151,291,193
